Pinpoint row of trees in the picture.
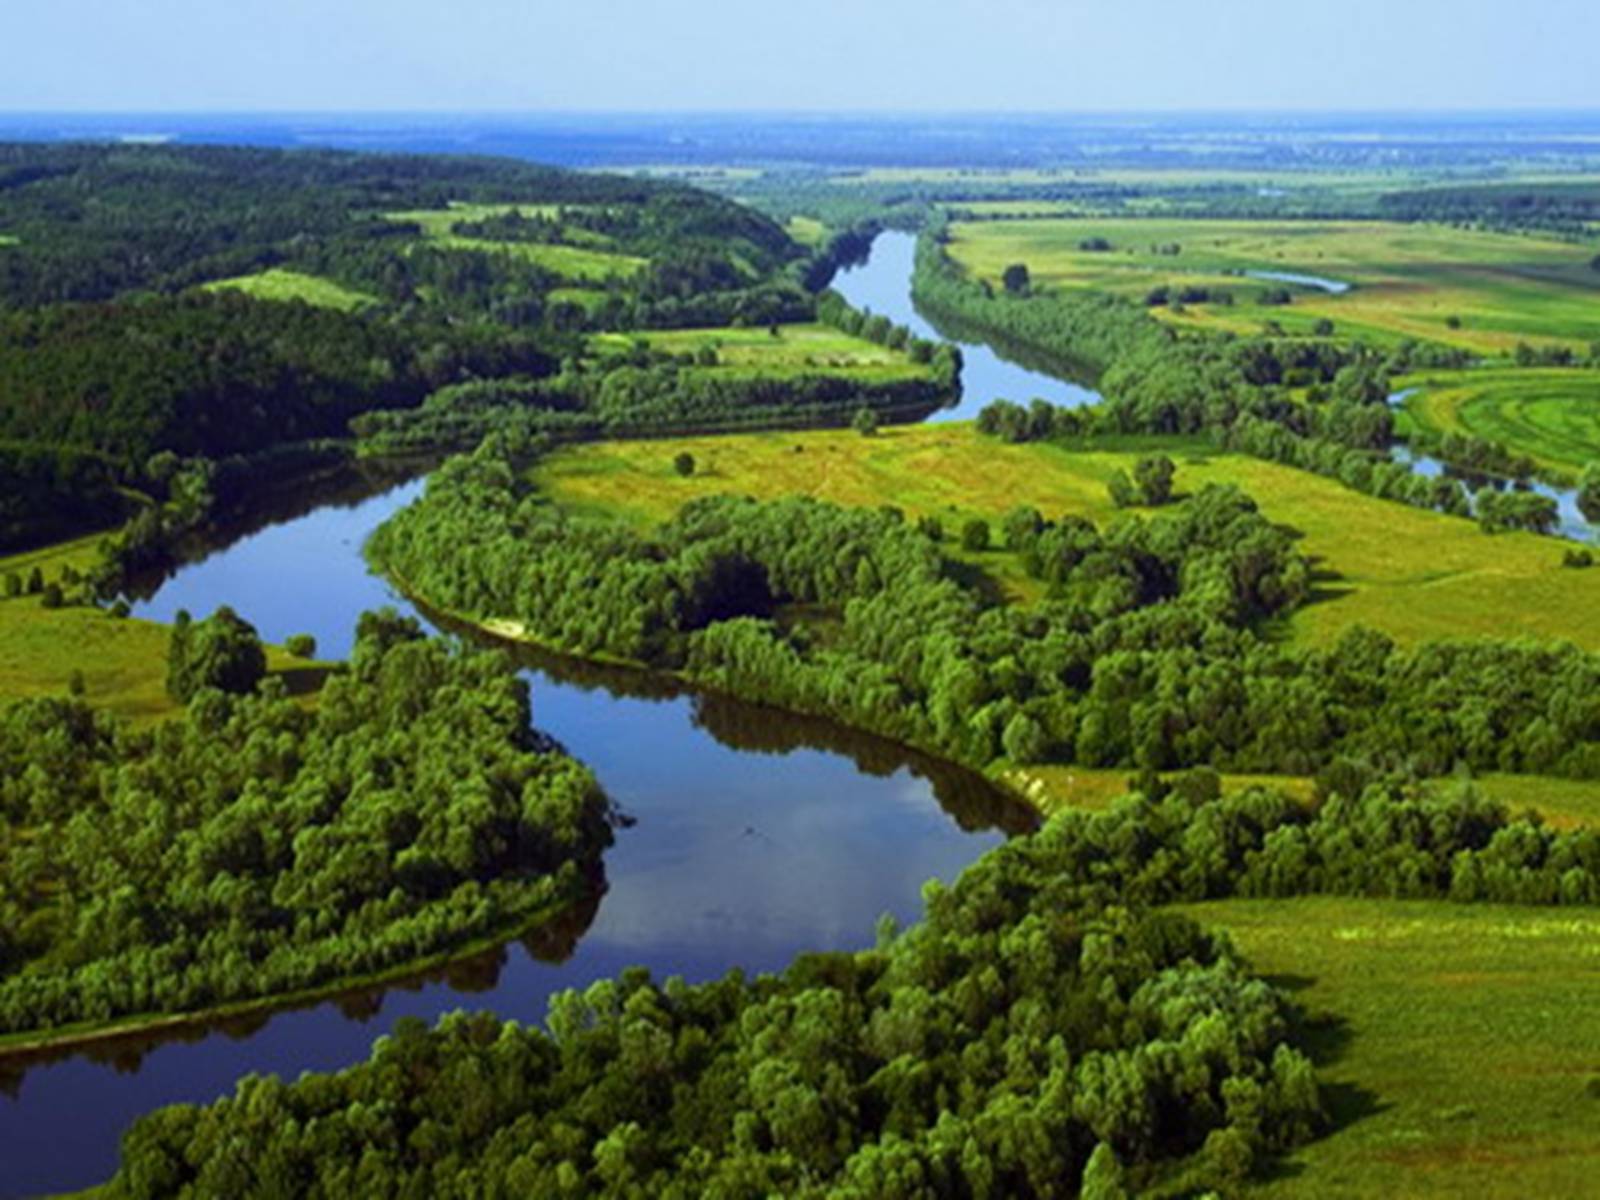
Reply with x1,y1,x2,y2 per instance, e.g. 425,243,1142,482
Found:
113,759,1600,1197
366,444,1600,780
0,610,613,1035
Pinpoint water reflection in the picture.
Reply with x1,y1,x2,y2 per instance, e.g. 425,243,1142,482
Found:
9,317,1032,1193
830,230,1102,419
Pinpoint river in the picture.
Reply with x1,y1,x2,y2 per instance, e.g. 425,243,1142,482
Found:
1,232,1072,1197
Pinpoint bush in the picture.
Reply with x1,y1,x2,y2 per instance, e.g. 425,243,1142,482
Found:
851,406,879,437
960,517,990,551
673,451,696,477
39,583,63,609
2,572,19,598
284,633,318,658
166,607,267,702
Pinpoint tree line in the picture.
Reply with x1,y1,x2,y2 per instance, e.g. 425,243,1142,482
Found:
0,608,613,1036
369,443,1600,780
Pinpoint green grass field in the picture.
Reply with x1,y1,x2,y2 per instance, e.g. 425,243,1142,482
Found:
946,218,1600,354
785,215,827,246
1396,368,1600,476
1174,897,1600,1199
535,423,1600,650
384,203,646,281
0,536,320,725
590,323,936,382
201,268,376,312
548,286,612,313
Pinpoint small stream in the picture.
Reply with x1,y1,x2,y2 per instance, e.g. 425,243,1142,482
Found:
1388,388,1593,541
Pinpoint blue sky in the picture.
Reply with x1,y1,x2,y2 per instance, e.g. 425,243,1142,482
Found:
5,0,1597,112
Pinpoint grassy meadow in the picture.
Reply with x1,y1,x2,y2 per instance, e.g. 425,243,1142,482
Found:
945,218,1600,354
535,422,1600,649
201,267,376,312
591,322,937,383
1396,368,1600,476
1175,897,1600,1199
385,202,647,281
0,536,320,725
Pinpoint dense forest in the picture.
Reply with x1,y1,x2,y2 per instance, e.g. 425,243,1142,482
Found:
108,767,1600,1197
352,295,958,457
0,608,612,1036
0,143,830,553
370,441,1600,781
110,773,1336,1198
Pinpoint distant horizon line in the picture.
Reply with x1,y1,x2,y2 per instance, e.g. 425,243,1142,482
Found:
4,107,1600,120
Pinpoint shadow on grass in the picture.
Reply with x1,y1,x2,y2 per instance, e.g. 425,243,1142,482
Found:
1255,975,1391,1184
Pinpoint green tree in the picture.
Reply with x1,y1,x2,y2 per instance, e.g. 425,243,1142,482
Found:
1002,263,1031,295
166,606,267,702
1107,470,1137,509
40,582,63,609
285,633,317,659
960,518,990,552
673,451,697,477
852,407,879,437
1081,1142,1129,1200
1578,462,1600,524
25,567,43,595
1133,454,1177,505
1002,712,1046,764
2,572,19,599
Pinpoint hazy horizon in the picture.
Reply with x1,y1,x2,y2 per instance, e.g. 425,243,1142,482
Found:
5,0,1596,113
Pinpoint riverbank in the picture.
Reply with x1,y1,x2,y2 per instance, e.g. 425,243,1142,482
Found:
379,565,1041,832
0,885,591,1063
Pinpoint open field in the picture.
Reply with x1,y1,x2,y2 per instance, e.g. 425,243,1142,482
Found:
591,322,936,382
201,267,376,311
785,215,827,246
1003,764,1316,816
0,536,319,725
1396,368,1600,476
946,218,1600,353
535,423,1600,649
1011,763,1600,832
1175,896,1600,1199
384,203,646,281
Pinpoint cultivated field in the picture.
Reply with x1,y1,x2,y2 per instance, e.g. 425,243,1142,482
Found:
202,267,376,311
1177,896,1600,1199
946,218,1600,353
1396,368,1600,476
535,423,1600,649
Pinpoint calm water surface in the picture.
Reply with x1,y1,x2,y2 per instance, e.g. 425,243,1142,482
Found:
2,236,1061,1197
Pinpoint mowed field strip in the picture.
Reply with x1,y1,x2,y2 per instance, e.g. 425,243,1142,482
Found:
201,267,377,311
385,202,647,281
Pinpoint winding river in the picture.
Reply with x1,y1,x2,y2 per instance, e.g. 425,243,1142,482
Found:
1,233,1084,1197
